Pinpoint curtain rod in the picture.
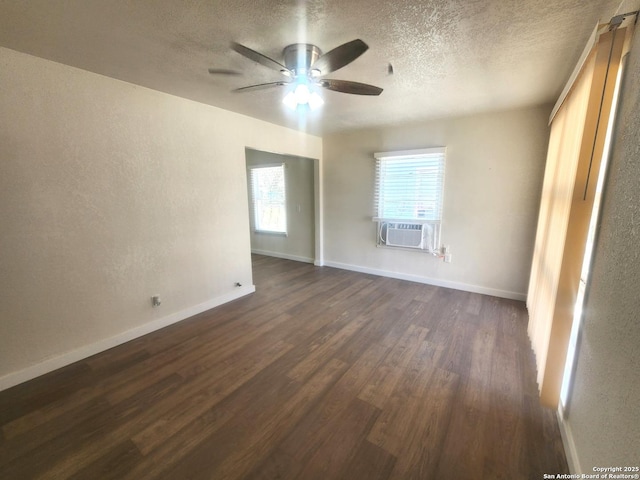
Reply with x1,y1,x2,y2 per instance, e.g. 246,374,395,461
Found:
548,10,639,125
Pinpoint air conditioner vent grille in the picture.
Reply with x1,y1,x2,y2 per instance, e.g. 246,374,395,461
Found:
386,223,425,249
376,221,439,252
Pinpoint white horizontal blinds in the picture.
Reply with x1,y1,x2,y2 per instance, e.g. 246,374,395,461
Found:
250,164,287,233
374,148,446,222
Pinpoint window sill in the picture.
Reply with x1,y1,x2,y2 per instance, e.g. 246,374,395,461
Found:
254,230,288,237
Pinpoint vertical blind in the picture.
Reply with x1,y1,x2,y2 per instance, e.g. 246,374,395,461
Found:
249,164,287,234
373,147,446,222
527,52,595,404
526,26,627,408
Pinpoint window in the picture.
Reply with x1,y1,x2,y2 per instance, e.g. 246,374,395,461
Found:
249,164,287,234
373,147,446,252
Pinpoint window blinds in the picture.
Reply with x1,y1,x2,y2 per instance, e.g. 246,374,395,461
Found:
374,148,446,222
249,164,287,234
526,26,626,408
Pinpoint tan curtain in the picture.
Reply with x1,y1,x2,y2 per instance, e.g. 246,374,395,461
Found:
527,27,627,408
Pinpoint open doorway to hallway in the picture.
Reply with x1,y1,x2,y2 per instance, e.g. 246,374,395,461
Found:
245,148,319,267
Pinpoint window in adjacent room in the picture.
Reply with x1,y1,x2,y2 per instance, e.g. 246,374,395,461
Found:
373,147,446,252
249,164,287,235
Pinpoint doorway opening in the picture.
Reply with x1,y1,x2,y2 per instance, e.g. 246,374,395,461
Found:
245,148,320,267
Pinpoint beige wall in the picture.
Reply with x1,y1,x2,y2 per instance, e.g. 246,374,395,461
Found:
246,149,316,263
0,47,321,388
561,27,640,471
322,106,551,299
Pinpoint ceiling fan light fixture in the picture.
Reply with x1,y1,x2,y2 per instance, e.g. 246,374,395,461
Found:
308,91,324,110
294,84,311,104
282,84,324,111
282,91,298,110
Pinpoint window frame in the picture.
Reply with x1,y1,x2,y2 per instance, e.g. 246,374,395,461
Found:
373,147,446,252
249,163,288,236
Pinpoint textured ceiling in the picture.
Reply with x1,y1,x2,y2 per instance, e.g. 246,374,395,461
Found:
0,0,622,134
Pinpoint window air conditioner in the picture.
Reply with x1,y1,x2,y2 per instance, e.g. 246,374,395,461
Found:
385,223,431,250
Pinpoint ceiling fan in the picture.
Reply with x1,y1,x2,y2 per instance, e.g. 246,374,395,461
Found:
209,39,383,109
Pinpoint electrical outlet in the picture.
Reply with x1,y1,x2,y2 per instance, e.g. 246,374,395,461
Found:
151,295,161,307
444,254,452,263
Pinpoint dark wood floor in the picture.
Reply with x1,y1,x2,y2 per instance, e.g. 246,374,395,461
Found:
0,255,568,479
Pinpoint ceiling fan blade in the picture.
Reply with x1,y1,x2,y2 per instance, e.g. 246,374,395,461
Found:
311,39,369,75
233,81,290,93
320,79,383,96
231,42,292,76
208,68,242,75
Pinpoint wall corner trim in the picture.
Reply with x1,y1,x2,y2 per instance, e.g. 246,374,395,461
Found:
0,285,256,392
557,405,581,474
323,260,526,301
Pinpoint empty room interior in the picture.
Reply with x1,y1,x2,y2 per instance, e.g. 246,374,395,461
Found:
1,1,639,478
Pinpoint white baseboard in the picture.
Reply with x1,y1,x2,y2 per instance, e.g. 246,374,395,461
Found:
323,260,526,301
557,405,581,474
251,249,314,264
0,285,255,392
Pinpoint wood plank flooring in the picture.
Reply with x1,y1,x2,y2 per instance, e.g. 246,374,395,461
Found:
0,255,568,479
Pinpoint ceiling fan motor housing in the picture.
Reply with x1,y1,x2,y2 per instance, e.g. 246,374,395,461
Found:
283,44,322,76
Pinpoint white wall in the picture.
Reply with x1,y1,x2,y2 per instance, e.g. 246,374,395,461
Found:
560,26,640,472
246,149,316,263
0,47,321,389
322,106,551,300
